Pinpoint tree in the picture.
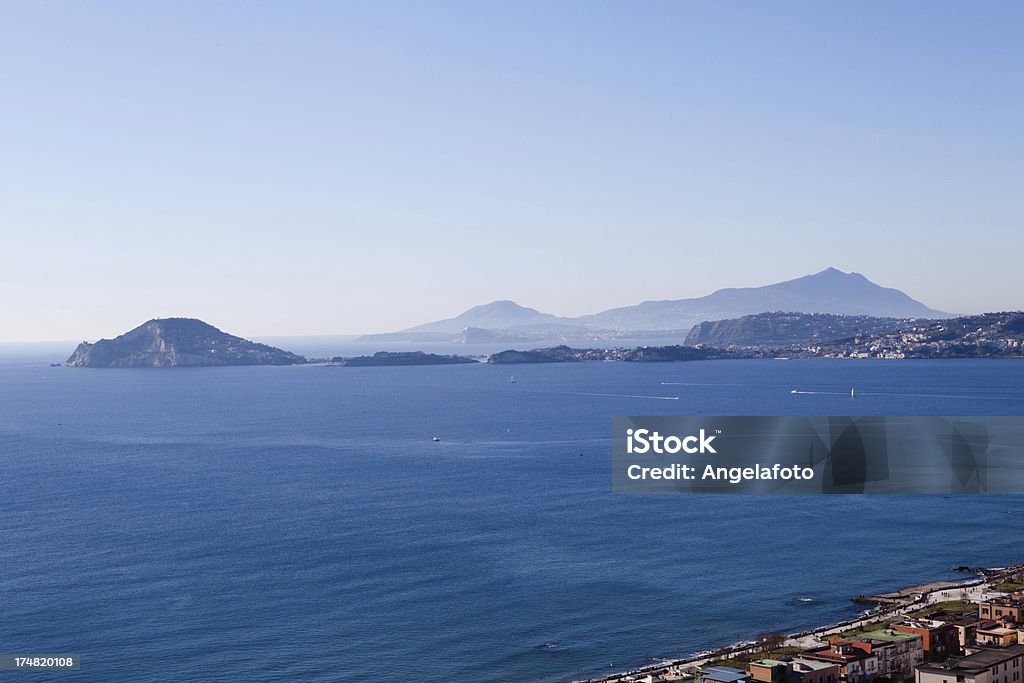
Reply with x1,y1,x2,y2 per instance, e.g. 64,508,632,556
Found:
757,631,786,653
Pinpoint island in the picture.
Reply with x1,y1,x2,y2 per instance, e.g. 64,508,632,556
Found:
328,351,479,367
65,318,306,368
489,345,727,364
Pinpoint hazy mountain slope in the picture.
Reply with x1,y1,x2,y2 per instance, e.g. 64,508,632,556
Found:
401,300,574,334
579,268,946,331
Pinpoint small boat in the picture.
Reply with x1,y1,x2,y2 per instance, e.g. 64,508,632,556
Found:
790,389,798,394
509,375,517,383
432,436,441,442
851,387,856,398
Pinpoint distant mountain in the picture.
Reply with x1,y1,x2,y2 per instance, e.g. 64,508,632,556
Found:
357,300,593,342
684,312,922,348
579,268,947,331
363,268,948,342
66,318,306,367
403,300,571,334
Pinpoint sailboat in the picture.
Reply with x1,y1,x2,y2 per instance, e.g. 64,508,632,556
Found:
509,375,517,384
851,387,856,398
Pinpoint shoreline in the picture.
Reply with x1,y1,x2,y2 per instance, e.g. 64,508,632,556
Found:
574,563,1024,683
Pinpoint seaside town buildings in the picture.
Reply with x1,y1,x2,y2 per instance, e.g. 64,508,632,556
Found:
977,628,1020,648
749,658,840,683
979,597,1024,624
892,621,962,661
801,629,925,683
605,580,1024,683
915,645,1024,683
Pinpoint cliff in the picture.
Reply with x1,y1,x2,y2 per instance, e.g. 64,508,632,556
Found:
684,312,919,348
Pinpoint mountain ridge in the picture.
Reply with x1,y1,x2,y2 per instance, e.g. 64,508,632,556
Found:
577,267,945,330
363,268,949,341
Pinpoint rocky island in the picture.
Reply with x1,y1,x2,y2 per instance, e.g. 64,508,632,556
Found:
65,318,306,368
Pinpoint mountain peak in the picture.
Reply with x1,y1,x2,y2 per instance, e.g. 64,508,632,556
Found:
468,300,532,312
809,267,864,280
402,300,567,334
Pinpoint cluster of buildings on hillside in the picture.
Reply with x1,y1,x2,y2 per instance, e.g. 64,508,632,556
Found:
801,334,1022,359
798,314,1024,359
619,595,1024,683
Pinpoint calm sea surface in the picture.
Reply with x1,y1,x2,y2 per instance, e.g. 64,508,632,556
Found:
2,354,1024,682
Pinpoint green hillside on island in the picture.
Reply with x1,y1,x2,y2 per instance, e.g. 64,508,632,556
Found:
66,318,306,368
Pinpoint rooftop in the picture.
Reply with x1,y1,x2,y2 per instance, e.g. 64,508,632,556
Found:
923,611,983,626
895,619,949,630
802,647,869,664
791,658,840,672
984,596,1024,606
918,645,1024,676
700,666,751,683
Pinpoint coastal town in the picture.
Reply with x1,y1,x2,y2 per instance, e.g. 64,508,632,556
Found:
579,565,1024,683
796,314,1024,360
487,313,1024,365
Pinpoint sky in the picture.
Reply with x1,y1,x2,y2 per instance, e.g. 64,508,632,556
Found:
2,1,1022,342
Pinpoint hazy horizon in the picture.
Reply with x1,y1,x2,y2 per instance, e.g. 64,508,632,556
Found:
3,2,1022,342
2,265,1013,344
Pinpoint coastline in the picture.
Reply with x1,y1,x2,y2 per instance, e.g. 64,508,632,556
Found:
575,563,1024,683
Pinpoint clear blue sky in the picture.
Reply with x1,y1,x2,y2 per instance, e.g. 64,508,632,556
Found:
2,1,1021,341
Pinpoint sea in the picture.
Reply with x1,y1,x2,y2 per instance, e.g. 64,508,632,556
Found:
2,341,1024,682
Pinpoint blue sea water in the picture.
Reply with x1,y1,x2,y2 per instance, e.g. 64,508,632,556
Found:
2,357,1024,682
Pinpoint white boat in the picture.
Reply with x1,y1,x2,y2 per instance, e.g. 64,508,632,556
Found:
432,436,441,442
851,387,856,398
